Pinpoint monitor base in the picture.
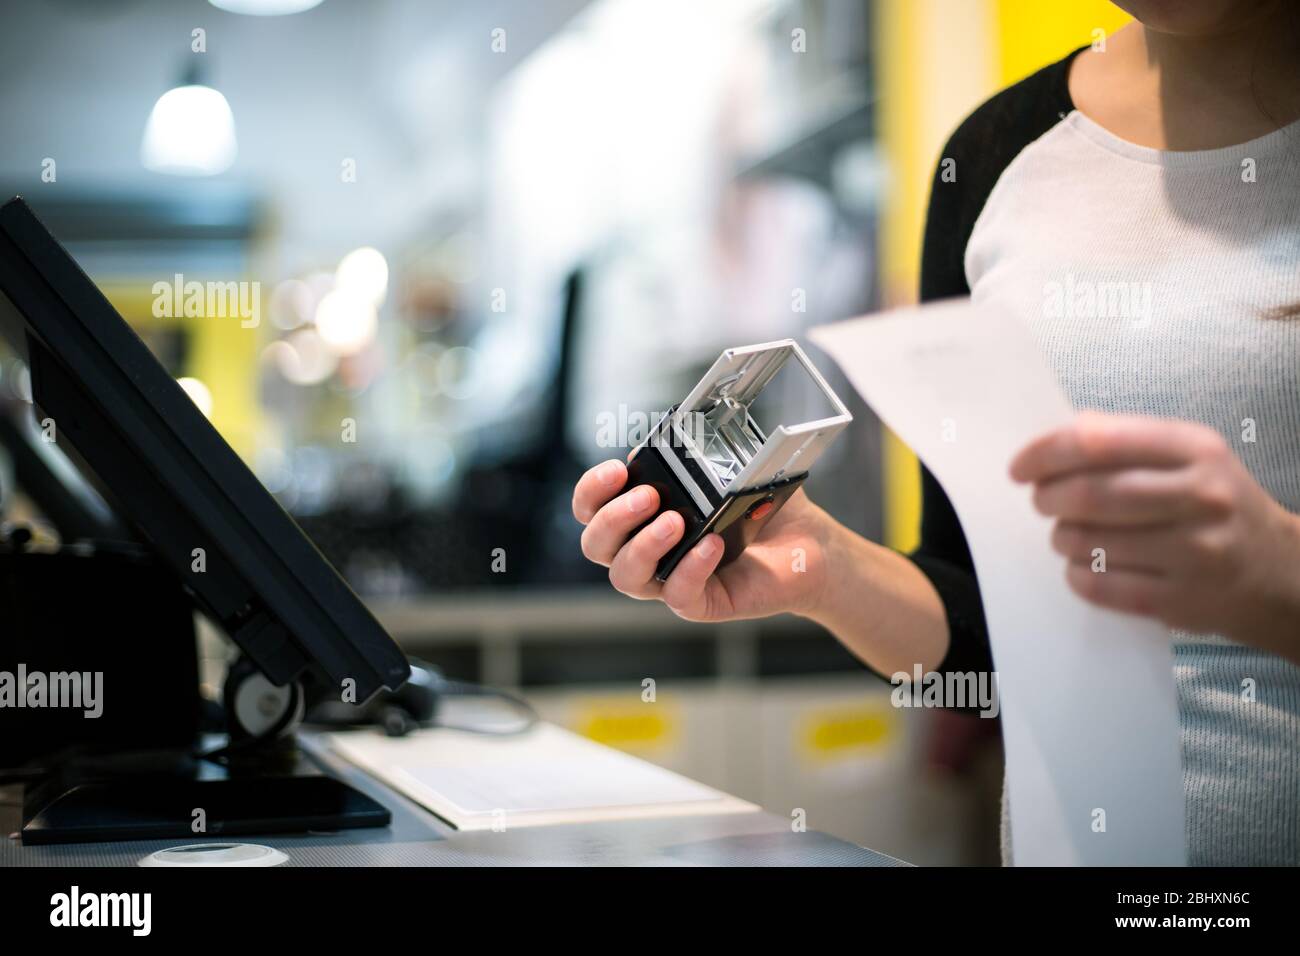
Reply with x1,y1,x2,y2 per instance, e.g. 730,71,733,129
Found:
19,745,391,846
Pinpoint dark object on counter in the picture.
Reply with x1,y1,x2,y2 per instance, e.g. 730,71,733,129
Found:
0,544,201,769
304,658,537,738
21,760,389,846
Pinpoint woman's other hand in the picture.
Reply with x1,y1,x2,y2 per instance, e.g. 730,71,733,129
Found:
1011,412,1300,663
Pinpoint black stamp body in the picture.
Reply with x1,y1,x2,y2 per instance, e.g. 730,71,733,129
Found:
625,339,852,581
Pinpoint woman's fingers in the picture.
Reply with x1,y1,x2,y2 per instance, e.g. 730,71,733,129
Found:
1050,521,1180,573
572,459,629,525
607,511,685,597
1011,412,1220,483
660,534,726,618
1031,467,1230,525
1064,560,1172,618
573,457,726,613
579,483,661,566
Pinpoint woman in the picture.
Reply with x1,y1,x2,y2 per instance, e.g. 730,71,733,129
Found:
571,0,1300,865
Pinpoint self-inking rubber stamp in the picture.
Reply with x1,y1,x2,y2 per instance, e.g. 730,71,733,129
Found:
625,339,852,581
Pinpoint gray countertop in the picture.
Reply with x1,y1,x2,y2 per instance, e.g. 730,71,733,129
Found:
1,733,907,868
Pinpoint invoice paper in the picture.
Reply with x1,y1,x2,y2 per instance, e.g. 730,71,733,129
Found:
810,299,1185,866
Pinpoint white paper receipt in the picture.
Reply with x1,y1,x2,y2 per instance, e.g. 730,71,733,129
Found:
811,299,1185,866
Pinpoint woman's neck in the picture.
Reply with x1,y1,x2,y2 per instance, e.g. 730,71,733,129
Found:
1070,9,1300,150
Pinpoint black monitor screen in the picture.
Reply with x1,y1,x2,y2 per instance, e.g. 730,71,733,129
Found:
0,196,409,700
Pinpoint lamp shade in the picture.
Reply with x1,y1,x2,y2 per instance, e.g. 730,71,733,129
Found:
140,84,238,176
208,0,325,14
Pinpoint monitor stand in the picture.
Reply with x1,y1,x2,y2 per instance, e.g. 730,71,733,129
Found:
19,739,391,846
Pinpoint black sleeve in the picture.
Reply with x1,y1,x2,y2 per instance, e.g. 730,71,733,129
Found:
905,48,1082,679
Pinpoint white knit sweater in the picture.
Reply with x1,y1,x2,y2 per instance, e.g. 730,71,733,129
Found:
966,110,1300,865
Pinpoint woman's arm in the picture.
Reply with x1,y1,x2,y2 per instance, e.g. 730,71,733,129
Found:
800,513,952,676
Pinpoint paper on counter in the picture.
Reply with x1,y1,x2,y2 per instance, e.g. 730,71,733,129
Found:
324,723,757,831
810,299,1184,866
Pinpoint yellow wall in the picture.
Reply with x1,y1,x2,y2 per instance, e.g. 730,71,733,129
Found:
994,0,1132,86
101,282,262,460
874,0,1130,550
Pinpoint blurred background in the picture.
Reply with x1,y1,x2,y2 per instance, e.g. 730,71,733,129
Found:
0,0,1129,863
